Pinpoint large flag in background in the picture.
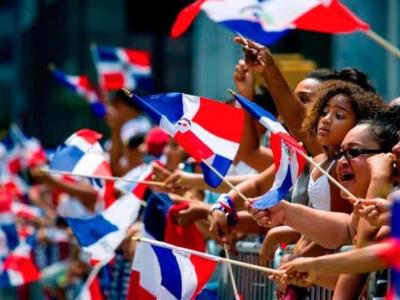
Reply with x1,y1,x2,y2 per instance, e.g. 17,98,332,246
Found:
128,92,245,188
49,129,115,209
171,0,369,45
232,92,307,209
65,192,142,265
50,67,106,118
127,192,216,299
91,45,153,92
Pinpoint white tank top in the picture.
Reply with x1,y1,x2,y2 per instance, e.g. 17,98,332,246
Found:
307,159,336,211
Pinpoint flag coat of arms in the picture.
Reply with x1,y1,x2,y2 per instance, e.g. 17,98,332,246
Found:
128,92,245,188
171,0,369,46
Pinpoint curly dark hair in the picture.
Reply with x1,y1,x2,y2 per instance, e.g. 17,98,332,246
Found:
357,119,399,153
307,67,376,93
302,80,384,139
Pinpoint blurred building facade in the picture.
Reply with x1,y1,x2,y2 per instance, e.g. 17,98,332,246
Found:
0,0,399,147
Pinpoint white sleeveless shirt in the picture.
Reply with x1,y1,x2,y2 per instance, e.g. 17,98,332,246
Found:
307,159,336,211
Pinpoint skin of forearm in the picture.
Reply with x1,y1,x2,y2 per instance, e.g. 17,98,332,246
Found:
237,111,274,172
310,245,387,276
47,177,97,211
235,211,266,234
271,226,301,245
260,63,320,155
296,241,331,258
283,202,352,249
333,273,369,300
357,177,391,247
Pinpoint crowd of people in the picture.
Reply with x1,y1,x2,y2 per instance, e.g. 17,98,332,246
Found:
2,36,400,300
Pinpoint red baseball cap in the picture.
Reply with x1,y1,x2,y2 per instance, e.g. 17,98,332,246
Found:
145,127,170,156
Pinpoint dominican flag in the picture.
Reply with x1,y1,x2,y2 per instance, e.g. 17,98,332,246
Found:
51,67,106,118
0,226,40,287
65,192,142,265
91,45,153,92
128,92,244,188
171,0,369,46
376,198,400,300
49,129,115,209
127,192,215,299
233,92,307,209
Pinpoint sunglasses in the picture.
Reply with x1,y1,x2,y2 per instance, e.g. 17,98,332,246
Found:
334,148,382,160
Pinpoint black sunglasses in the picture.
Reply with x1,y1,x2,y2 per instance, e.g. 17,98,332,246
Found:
334,148,382,160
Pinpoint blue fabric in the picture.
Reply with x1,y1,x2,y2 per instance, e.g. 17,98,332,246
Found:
391,200,400,238
201,154,232,188
65,215,118,247
143,192,172,241
221,20,288,46
96,46,119,62
1,224,18,251
152,245,182,299
49,145,85,172
252,163,292,209
234,92,277,122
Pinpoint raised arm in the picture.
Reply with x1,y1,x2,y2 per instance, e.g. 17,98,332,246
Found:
235,37,322,155
232,59,274,171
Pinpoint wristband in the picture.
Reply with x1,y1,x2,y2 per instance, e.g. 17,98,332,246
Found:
211,194,239,226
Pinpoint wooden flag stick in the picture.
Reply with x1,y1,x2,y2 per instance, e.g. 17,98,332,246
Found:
41,168,166,187
364,30,400,59
224,244,241,300
133,237,283,276
201,159,249,203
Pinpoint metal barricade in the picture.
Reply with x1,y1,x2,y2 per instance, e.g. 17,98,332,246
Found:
218,239,275,300
217,239,333,300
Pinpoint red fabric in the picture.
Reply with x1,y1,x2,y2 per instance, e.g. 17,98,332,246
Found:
170,0,206,38
127,270,156,300
174,131,214,162
8,157,22,174
124,49,151,67
165,202,206,252
77,75,93,91
76,129,103,144
376,238,400,269
102,73,125,91
189,254,218,298
89,277,104,300
293,0,369,33
193,98,244,143
4,255,40,284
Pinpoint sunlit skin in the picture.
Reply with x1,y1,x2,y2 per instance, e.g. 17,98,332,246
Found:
336,124,382,198
294,78,321,106
316,95,357,149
